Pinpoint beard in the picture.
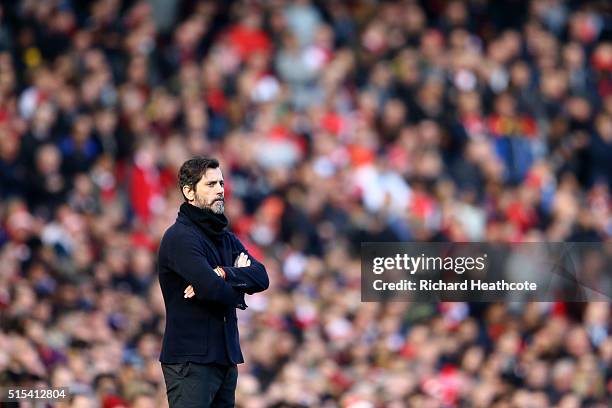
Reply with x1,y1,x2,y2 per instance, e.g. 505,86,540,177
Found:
194,194,225,214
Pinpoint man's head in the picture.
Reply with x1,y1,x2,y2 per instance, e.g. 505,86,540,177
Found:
178,157,225,214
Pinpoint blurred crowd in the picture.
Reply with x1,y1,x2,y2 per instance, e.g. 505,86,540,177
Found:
0,0,611,407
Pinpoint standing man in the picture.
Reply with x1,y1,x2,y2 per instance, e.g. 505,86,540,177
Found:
157,157,269,407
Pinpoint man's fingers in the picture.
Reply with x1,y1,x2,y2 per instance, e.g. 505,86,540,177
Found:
235,252,251,267
234,252,245,267
232,252,253,268
236,252,251,267
184,285,195,298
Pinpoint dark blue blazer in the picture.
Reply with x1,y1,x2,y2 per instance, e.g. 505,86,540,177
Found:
157,211,269,365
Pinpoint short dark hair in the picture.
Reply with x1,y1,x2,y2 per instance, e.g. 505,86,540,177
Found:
178,157,220,201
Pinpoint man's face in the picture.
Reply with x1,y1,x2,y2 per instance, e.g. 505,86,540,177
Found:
187,167,225,214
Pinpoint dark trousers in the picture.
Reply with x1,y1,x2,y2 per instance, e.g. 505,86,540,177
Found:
161,362,238,408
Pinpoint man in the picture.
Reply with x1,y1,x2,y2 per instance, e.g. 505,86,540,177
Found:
157,157,269,407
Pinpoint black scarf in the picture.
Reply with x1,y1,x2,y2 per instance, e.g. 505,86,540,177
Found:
179,202,228,245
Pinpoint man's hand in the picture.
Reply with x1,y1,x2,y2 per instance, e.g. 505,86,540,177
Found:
214,266,226,279
184,253,251,299
184,264,230,298
234,252,251,267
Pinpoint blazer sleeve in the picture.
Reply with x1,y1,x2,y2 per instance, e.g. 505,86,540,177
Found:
223,235,270,295
171,229,245,306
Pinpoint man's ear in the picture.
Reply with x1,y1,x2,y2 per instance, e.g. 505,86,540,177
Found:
182,185,195,202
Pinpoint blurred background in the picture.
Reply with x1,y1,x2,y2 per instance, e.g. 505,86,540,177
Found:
0,0,611,407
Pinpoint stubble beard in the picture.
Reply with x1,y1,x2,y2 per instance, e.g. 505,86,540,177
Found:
195,194,225,214
210,201,225,214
